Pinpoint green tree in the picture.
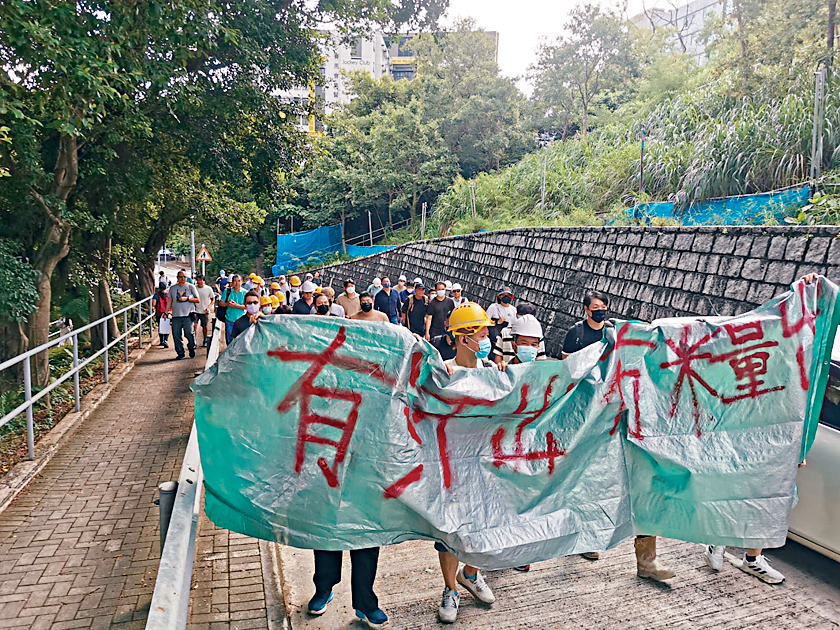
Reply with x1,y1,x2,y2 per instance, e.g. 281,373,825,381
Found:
1,0,443,384
531,3,640,134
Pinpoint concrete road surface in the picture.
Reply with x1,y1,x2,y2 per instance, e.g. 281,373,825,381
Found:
279,537,840,629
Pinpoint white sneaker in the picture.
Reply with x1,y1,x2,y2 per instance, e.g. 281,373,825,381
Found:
705,545,725,571
739,554,784,584
438,587,460,623
456,567,495,604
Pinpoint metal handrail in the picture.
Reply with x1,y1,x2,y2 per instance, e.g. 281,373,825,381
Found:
145,318,221,630
0,294,155,460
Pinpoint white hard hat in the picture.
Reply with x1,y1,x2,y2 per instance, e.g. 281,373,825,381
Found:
301,281,317,293
373,278,382,287
413,277,422,284
444,280,453,291
511,314,543,339
399,275,407,282
219,269,226,276
452,283,462,291
305,273,313,279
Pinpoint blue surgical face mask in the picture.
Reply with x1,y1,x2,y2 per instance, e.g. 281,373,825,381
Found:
383,282,391,288
516,345,538,363
467,335,492,359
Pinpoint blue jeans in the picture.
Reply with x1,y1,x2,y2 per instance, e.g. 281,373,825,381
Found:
171,316,196,357
225,319,236,345
389,315,399,324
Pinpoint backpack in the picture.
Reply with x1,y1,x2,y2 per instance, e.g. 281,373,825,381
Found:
407,295,428,313
216,287,232,321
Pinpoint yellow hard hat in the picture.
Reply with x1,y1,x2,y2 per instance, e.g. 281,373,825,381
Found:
249,273,257,279
290,275,301,287
254,276,264,285
274,291,285,303
447,302,493,335
270,295,280,309
260,295,271,307
270,282,281,291
315,286,322,294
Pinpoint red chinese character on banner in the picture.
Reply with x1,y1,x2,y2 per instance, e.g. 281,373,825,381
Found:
603,360,644,439
491,377,565,474
780,281,817,390
268,327,395,488
659,321,783,436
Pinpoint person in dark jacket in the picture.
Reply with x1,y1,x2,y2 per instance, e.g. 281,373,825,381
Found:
373,276,401,324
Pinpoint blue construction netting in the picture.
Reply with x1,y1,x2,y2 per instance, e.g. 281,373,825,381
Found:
272,224,396,276
629,184,810,225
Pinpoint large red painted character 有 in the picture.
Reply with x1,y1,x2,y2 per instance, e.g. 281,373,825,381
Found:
267,326,395,488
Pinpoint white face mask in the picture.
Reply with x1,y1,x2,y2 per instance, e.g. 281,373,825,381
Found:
437,290,446,298
246,303,260,315
346,286,356,295
261,306,272,315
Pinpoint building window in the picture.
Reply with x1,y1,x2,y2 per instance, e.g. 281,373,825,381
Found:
350,37,362,59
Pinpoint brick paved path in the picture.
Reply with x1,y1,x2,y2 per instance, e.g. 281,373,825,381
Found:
0,345,209,629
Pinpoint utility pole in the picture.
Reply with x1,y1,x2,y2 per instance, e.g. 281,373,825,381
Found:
469,182,477,220
421,202,427,240
640,125,646,195
368,211,374,246
541,150,547,213
201,243,206,278
810,67,827,186
189,215,196,278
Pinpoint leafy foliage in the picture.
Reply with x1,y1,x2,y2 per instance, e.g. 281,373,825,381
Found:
0,240,38,323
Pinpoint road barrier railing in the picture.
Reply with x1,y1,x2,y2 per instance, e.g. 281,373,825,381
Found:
0,295,155,460
146,317,222,630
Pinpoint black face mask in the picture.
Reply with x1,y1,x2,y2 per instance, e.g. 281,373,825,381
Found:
501,296,511,304
361,302,373,312
316,304,330,315
590,309,608,323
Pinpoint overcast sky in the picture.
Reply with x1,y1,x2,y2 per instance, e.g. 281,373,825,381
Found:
442,0,653,94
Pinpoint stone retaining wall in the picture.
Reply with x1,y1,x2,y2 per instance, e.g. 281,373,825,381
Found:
311,226,840,357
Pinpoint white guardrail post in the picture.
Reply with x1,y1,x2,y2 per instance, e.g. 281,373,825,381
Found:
0,294,154,460
145,318,222,630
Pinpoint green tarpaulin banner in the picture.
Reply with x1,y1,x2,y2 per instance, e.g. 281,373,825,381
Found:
193,278,839,570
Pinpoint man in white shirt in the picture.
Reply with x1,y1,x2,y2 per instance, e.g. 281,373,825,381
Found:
194,275,215,347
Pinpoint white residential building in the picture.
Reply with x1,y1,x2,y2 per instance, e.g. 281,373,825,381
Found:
631,0,724,62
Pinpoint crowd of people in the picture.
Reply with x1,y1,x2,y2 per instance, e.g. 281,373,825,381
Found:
158,265,814,627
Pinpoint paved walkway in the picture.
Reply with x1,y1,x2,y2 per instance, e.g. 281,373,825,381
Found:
280,537,840,629
0,336,277,630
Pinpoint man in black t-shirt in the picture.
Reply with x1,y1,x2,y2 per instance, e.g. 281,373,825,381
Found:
424,281,455,340
402,282,429,335
561,290,610,357
561,289,675,583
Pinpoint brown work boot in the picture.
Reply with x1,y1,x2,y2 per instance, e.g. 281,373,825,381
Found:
634,536,675,581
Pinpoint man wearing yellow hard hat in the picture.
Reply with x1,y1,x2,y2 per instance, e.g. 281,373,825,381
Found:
434,301,505,624
288,275,302,307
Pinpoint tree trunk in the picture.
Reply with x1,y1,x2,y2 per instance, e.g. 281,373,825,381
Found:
26,134,78,386
829,0,836,69
136,214,175,299
88,233,119,349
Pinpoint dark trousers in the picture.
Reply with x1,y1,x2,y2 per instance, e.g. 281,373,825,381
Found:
171,316,196,357
313,548,380,613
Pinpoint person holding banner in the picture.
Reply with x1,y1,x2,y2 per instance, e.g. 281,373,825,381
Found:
704,272,818,584
435,302,505,623
562,290,675,580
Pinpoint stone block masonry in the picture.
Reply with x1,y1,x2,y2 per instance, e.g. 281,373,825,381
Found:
315,226,840,358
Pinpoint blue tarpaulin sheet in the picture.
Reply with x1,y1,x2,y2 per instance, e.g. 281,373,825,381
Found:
346,244,396,257
631,185,810,225
272,225,396,276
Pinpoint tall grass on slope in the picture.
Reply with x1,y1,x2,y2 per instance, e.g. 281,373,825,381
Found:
429,79,840,237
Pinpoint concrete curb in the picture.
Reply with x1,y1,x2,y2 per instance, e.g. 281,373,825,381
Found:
261,540,292,630
0,334,156,515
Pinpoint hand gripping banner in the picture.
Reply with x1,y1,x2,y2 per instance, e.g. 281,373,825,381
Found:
192,277,840,570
